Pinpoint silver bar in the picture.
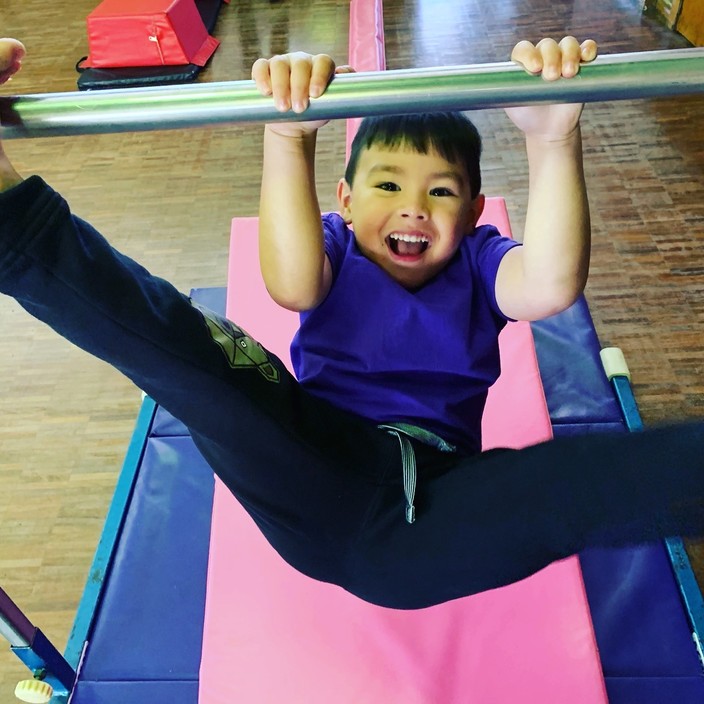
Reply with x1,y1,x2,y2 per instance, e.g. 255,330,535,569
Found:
1,48,703,139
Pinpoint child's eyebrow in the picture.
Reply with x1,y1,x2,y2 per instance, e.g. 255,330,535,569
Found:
368,164,464,184
368,163,404,175
430,171,465,185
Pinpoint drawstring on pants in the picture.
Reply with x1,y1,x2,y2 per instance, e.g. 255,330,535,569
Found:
379,423,456,526
387,429,417,524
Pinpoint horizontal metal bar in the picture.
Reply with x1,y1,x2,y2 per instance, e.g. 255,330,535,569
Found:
1,48,703,139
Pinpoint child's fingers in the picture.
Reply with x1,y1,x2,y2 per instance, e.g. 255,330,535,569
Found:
580,39,598,64
289,53,315,113
308,54,337,100
512,37,598,81
0,38,26,66
0,38,26,85
256,52,334,113
267,54,296,111
251,57,273,96
510,40,543,75
558,36,583,78
535,38,562,81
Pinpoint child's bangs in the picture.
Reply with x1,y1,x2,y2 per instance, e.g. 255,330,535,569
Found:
346,113,482,196
369,118,465,168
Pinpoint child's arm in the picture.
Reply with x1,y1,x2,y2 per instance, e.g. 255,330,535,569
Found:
252,53,350,312
494,37,597,322
0,39,26,192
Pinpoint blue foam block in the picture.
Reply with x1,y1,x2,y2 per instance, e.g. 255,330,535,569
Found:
531,296,623,428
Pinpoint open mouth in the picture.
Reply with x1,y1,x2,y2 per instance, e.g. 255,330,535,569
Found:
386,233,430,258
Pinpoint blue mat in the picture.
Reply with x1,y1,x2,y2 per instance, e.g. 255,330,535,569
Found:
69,290,704,703
533,297,704,701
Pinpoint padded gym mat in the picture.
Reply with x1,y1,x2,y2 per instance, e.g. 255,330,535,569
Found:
76,0,227,90
194,201,607,703
70,287,703,703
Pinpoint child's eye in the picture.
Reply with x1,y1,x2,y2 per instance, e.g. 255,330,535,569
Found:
376,182,400,192
430,187,456,197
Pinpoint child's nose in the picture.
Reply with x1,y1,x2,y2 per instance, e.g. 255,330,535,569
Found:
400,196,429,220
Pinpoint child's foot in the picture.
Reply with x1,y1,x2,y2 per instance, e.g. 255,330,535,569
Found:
0,38,25,85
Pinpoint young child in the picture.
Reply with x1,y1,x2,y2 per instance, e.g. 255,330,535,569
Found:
1,37,703,610
252,40,595,457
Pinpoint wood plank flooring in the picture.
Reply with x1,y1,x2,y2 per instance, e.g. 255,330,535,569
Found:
1,0,703,694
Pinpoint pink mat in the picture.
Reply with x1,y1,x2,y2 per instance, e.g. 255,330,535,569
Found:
199,2,605,699
346,0,386,150
196,198,607,703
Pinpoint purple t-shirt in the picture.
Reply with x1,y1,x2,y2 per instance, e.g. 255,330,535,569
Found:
290,213,520,454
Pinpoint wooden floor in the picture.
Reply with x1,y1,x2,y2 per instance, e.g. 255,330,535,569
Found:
1,0,703,694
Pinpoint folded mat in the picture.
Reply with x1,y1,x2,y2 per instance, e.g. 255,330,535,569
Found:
77,0,228,90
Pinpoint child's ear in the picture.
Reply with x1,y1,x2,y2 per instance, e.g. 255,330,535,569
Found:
337,178,353,224
466,193,485,231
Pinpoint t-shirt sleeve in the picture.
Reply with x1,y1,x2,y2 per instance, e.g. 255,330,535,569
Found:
474,225,522,320
321,212,349,280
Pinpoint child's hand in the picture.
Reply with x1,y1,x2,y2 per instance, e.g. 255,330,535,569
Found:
0,39,26,189
505,37,598,140
252,52,354,137
0,38,25,85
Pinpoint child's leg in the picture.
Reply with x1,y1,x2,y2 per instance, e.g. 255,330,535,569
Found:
348,424,704,609
6,180,702,610
0,177,396,585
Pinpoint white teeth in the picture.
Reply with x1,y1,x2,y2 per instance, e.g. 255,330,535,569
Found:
389,233,429,243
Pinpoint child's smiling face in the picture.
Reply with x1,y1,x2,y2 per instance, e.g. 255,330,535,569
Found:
337,143,485,290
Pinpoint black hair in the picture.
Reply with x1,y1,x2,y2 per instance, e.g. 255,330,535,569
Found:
344,112,482,198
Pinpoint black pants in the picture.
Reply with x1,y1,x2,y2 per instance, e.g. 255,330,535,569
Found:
2,177,704,609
